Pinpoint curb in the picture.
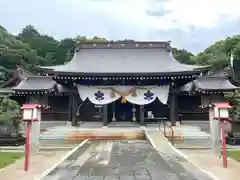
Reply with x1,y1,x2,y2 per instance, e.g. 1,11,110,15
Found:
146,128,219,180
0,146,75,151
36,139,88,180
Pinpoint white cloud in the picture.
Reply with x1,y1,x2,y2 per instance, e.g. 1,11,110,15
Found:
164,0,240,28
79,0,240,32
1,0,240,52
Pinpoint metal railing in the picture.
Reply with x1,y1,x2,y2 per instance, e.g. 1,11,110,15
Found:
158,119,174,145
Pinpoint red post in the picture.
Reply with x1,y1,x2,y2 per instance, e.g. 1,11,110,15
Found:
24,121,31,171
213,102,231,168
220,120,227,168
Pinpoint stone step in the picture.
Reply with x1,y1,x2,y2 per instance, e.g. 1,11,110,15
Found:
174,139,212,149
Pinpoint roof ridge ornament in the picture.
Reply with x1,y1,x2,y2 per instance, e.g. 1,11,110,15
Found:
75,41,172,49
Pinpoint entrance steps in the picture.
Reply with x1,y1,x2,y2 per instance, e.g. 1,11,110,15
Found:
39,122,212,148
159,124,212,149
40,126,145,144
107,122,140,128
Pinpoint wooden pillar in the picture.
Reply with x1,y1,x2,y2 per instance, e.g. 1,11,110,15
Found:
176,95,179,123
140,105,145,126
103,104,108,126
71,92,77,126
169,93,177,126
68,92,73,123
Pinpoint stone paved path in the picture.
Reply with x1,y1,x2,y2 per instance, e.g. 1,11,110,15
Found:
182,149,240,180
43,140,213,180
0,151,69,180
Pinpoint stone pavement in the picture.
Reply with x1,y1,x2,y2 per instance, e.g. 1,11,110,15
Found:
43,140,213,180
0,150,68,180
145,130,214,180
181,149,240,180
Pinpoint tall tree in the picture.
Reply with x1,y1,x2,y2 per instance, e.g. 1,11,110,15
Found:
55,38,76,64
18,25,59,65
18,25,40,38
0,26,44,69
172,48,195,64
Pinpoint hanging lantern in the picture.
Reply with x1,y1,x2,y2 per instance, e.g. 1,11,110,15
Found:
132,107,136,121
121,97,127,103
132,115,136,121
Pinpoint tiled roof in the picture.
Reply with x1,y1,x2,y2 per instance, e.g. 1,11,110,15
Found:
181,76,239,92
36,41,208,75
13,76,56,91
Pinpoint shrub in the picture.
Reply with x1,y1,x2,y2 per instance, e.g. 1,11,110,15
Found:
0,97,20,130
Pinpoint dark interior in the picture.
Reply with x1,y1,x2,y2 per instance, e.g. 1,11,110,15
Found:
107,99,140,122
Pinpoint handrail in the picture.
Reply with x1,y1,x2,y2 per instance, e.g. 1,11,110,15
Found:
158,120,174,145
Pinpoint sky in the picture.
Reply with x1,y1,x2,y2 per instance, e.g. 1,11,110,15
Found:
1,0,240,52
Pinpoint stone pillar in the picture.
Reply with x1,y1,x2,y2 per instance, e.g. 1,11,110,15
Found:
140,105,145,126
68,93,73,124
71,93,77,126
169,93,177,126
30,109,41,156
103,104,108,126
209,108,221,154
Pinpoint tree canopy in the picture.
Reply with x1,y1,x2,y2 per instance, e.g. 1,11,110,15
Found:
0,24,240,72
2,25,240,120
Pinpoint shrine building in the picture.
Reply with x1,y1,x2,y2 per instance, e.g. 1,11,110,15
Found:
0,41,238,126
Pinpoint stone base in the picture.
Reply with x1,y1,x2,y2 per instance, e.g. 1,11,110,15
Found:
176,122,181,126
66,128,145,141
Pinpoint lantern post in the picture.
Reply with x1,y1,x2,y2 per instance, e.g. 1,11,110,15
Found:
21,104,41,171
210,102,232,168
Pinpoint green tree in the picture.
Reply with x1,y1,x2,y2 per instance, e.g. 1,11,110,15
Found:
225,90,240,121
18,25,59,65
0,97,20,128
4,24,240,73
193,38,231,71
55,38,76,64
0,25,45,69
18,25,40,38
172,48,195,64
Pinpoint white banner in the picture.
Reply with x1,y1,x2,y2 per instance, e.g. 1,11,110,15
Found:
77,85,169,105
125,88,157,105
152,85,170,104
77,86,120,105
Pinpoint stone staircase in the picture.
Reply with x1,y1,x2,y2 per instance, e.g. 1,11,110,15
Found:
160,125,212,149
107,122,140,128
40,125,145,147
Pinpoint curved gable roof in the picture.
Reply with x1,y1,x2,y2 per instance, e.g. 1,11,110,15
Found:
36,41,209,76
13,76,56,91
181,76,239,92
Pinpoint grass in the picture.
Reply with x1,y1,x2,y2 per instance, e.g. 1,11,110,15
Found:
0,152,23,168
228,150,240,162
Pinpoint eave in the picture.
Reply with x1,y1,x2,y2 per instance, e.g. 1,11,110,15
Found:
48,70,204,77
